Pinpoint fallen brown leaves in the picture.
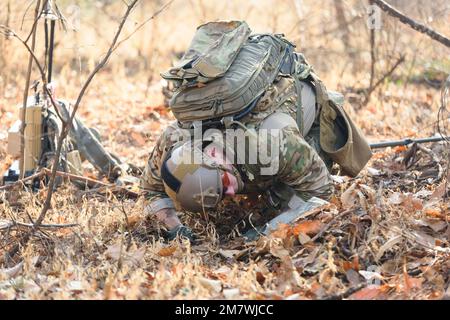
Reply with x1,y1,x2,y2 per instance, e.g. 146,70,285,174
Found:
0,0,449,300
157,246,177,257
1,131,449,299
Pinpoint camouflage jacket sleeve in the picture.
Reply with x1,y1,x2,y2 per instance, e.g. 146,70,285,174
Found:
275,125,334,203
140,121,185,213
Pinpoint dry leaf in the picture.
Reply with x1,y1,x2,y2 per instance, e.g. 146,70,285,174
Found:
346,269,362,286
198,277,222,293
367,167,382,176
341,183,358,209
269,242,291,260
297,232,311,245
389,193,422,211
105,243,122,261
105,244,145,265
342,256,360,272
0,261,23,279
0,220,13,229
408,278,423,290
130,247,146,265
375,235,402,262
388,192,404,205
157,246,177,257
214,266,231,275
256,271,266,285
218,249,240,260
430,183,446,200
359,270,383,282
418,218,447,232
67,280,83,292
223,288,240,299
125,213,142,227
424,208,444,219
393,145,408,153
292,220,323,237
402,265,423,294
270,223,293,239
130,131,147,147
349,285,388,300
411,231,438,248
103,279,113,300
404,195,423,211
149,121,162,131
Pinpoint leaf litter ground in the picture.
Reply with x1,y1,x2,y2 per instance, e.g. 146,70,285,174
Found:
0,78,449,300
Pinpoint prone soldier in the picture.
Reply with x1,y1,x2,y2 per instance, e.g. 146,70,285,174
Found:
139,21,372,242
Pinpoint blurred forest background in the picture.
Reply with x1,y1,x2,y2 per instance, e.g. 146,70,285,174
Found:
0,0,449,300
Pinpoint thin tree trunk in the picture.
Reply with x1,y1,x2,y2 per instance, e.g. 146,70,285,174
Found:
369,27,376,89
334,0,351,49
19,0,41,179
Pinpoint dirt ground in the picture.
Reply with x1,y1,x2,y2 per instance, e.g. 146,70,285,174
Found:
0,0,449,299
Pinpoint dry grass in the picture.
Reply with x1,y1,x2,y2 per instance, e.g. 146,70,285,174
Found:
0,0,449,299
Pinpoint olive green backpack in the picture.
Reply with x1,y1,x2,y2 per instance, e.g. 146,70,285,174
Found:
162,20,372,177
161,20,296,125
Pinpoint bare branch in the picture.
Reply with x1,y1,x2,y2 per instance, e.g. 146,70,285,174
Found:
372,0,450,48
20,0,37,31
112,0,175,52
0,170,45,191
363,54,405,105
34,0,140,230
42,168,110,187
0,220,78,231
0,25,67,122
2,0,142,261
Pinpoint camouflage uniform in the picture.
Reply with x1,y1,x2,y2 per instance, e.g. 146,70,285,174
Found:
140,74,334,215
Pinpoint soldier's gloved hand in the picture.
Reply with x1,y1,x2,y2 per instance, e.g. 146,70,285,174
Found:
166,224,196,243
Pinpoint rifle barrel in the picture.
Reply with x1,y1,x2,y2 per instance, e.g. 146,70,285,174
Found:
369,136,449,149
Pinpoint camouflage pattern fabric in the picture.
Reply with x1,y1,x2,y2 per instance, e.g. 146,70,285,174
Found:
161,21,251,84
140,75,334,214
140,121,186,195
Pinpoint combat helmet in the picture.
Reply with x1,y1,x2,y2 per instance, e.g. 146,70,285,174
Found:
161,140,242,213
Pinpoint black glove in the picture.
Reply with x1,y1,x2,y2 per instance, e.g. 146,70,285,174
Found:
166,224,196,243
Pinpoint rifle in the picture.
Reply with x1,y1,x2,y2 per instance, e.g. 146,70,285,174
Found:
2,1,127,187
370,135,449,149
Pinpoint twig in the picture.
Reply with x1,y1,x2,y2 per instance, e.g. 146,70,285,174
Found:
112,0,175,52
0,170,45,191
77,184,139,198
45,169,140,197
0,167,137,197
0,26,64,124
119,199,133,250
376,222,449,253
310,208,355,242
368,0,376,89
438,77,450,200
416,144,444,181
42,168,110,187
20,0,35,31
3,0,141,261
324,283,368,300
369,28,375,88
371,0,450,48
34,0,139,233
334,0,351,49
363,54,405,106
0,220,78,230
